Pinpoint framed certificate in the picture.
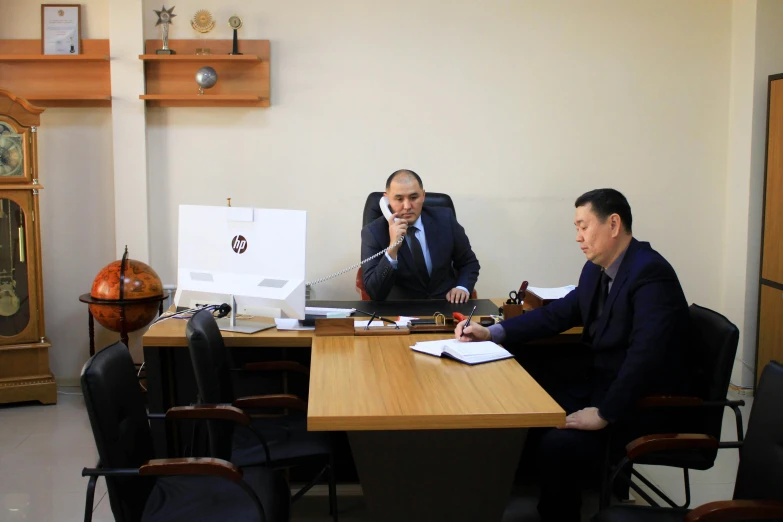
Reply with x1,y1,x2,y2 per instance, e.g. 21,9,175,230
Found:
41,4,82,55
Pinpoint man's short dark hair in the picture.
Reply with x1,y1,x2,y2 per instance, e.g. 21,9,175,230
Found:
386,169,424,190
575,188,632,234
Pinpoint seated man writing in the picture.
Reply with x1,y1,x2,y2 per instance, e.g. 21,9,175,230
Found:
455,188,691,522
361,170,480,302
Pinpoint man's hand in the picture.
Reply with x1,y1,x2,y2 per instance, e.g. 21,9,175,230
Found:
446,287,469,303
454,320,491,342
561,407,608,431
387,214,407,259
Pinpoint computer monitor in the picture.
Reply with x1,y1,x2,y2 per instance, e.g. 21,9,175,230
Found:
174,205,307,330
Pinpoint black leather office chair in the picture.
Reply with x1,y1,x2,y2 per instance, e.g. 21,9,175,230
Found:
601,304,745,509
185,309,337,521
357,191,471,299
80,341,290,522
593,360,783,522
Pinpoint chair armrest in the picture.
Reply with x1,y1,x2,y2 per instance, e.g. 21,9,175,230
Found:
233,393,308,412
164,404,252,426
626,434,718,460
239,361,310,376
685,500,783,521
139,457,243,483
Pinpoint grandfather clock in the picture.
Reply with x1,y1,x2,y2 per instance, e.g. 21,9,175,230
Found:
0,90,55,405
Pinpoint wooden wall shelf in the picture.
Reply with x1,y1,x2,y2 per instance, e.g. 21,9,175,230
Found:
0,40,111,108
140,39,270,108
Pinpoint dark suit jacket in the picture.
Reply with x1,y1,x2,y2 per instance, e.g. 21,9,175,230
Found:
501,238,690,423
360,206,480,300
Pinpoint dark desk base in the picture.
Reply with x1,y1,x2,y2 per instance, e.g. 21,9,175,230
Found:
308,298,499,317
349,428,527,522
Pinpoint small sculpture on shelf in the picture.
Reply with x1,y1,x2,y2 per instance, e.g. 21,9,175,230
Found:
195,66,218,95
228,15,243,55
191,9,214,55
154,5,177,55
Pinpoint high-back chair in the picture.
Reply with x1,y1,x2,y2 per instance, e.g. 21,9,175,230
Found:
80,341,290,522
186,309,337,521
602,304,744,509
593,360,783,522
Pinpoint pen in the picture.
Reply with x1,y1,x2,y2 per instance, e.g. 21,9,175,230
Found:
461,305,477,337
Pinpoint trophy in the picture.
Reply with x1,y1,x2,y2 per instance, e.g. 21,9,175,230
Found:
228,15,242,55
191,9,214,55
154,5,177,55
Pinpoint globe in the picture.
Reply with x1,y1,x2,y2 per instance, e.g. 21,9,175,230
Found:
195,66,218,91
88,254,164,333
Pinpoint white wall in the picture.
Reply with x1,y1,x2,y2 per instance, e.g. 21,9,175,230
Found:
0,0,116,384
143,0,732,316
722,0,783,388
7,0,773,384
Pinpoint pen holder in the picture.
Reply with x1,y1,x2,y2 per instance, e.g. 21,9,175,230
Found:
502,304,525,320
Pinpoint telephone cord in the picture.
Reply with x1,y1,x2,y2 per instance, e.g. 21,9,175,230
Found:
306,235,404,287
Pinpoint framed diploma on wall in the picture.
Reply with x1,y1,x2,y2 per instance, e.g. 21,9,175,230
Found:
41,4,82,55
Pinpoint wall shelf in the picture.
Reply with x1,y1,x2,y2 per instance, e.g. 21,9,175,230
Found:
0,40,112,108
140,39,270,108
139,54,261,62
0,54,109,62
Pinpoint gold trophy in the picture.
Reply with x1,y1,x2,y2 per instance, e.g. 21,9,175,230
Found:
191,9,215,55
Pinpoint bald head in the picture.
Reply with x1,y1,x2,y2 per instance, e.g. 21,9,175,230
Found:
386,169,424,191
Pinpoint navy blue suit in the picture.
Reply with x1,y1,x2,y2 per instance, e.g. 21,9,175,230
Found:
360,207,480,300
501,238,690,521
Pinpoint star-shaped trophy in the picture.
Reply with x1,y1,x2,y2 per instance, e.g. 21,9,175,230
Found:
154,5,177,55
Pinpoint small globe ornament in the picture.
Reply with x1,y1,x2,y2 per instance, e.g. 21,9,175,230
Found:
88,247,164,333
195,66,218,95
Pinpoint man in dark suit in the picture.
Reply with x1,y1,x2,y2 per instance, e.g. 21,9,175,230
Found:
456,188,690,522
361,170,480,302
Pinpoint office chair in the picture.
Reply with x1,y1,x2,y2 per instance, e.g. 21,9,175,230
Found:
185,309,337,521
601,304,745,509
357,191,476,300
593,360,783,522
80,341,291,522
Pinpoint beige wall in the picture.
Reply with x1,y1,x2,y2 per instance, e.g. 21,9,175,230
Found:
0,0,116,384
5,0,778,385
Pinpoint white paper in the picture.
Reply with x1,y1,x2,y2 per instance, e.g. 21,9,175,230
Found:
274,318,314,331
526,285,576,300
354,319,407,328
304,307,355,317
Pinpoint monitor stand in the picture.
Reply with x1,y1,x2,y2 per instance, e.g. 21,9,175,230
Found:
217,295,275,334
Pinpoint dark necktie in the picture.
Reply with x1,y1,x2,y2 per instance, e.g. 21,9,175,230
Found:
408,226,430,284
588,271,612,339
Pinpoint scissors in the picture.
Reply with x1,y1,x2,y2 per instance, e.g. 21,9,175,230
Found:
507,290,522,305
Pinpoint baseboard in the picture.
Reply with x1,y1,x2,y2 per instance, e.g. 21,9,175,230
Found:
56,377,81,388
729,383,754,397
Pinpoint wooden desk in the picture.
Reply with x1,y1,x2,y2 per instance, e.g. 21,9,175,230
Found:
141,301,572,522
307,333,564,522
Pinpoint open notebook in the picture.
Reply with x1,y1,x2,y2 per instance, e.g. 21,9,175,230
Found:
410,339,513,365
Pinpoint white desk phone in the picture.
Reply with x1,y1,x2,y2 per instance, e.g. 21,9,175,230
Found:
306,196,405,287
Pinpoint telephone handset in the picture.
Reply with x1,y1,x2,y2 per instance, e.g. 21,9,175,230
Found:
306,196,406,287
379,196,400,222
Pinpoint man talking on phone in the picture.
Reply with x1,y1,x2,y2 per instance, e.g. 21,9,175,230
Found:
360,170,480,302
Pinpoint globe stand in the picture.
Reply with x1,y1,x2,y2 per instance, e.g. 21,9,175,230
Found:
79,293,167,356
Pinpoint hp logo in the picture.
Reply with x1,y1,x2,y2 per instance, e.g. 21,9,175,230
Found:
231,235,248,254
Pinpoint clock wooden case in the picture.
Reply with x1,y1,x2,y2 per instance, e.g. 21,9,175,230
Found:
0,89,55,405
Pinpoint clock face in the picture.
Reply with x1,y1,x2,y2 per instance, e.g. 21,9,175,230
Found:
0,123,24,178
228,15,242,29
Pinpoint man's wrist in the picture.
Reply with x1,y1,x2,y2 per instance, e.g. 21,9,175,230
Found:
488,323,506,344
384,252,399,267
456,286,469,295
